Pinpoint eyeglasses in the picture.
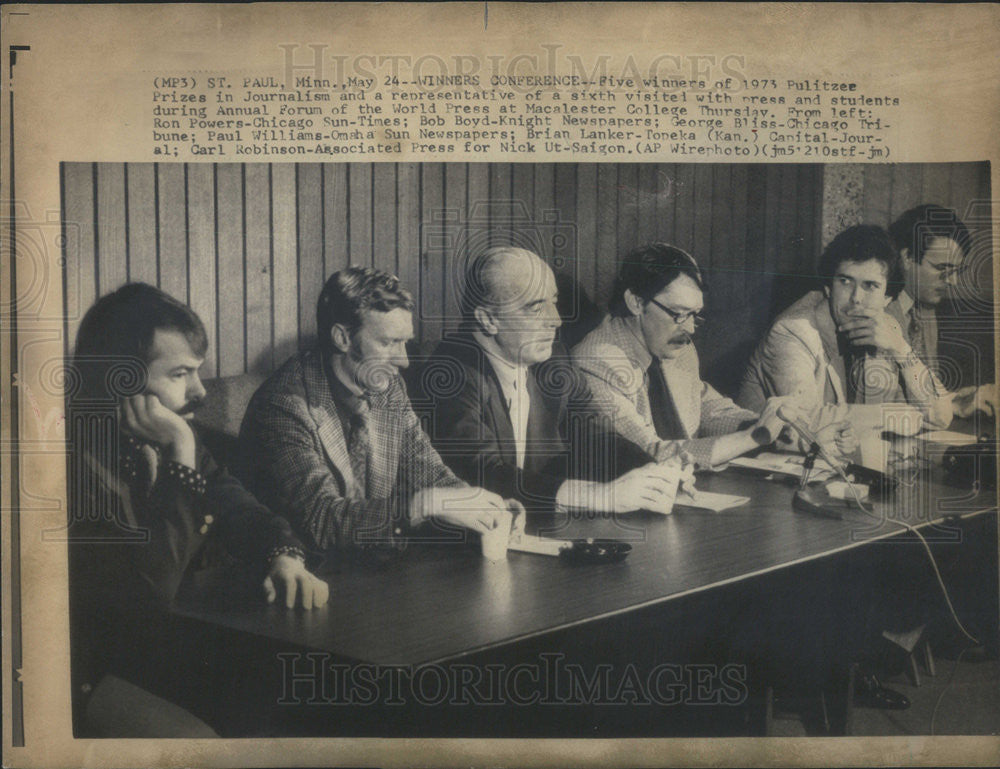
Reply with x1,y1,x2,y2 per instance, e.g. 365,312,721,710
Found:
928,262,968,280
647,297,705,328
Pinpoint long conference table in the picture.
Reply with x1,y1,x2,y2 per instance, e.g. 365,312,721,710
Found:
172,425,998,736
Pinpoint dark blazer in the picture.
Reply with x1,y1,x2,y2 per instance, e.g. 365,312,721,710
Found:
415,334,652,510
67,425,301,729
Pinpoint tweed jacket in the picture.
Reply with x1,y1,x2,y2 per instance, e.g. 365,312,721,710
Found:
240,348,464,551
416,334,652,510
737,291,948,428
67,427,301,723
570,315,759,470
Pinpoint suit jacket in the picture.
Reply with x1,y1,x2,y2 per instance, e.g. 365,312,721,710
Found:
67,424,301,725
737,290,948,427
417,334,651,509
240,348,464,551
570,315,758,470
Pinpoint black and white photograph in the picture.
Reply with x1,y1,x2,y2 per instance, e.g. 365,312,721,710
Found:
59,160,997,739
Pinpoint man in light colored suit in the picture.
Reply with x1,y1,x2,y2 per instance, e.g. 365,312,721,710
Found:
738,225,952,430
240,267,512,553
571,243,826,471
888,204,996,420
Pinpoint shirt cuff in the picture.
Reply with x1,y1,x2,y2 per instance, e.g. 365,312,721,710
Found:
160,460,208,496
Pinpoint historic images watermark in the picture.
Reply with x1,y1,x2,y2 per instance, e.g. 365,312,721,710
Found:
276,652,749,708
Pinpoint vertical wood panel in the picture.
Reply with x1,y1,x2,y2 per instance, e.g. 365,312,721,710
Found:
574,165,598,306
71,161,844,381
672,165,695,254
245,164,272,372
96,164,127,293
862,165,894,225
348,164,373,266
921,164,952,208
215,165,244,376
372,164,398,275
397,163,422,343
466,163,490,263
489,164,513,235
635,164,659,246
323,164,349,279
271,164,298,367
617,164,640,258
63,163,95,349
553,164,580,310
126,163,158,286
512,163,535,249
297,164,324,348
420,164,446,346
186,164,217,378
156,163,187,303
890,165,924,221
442,164,467,332
692,165,714,272
595,165,618,306
655,164,678,244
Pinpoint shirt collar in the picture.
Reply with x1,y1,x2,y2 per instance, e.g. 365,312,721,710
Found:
611,315,654,370
896,290,915,317
471,331,528,398
324,354,370,415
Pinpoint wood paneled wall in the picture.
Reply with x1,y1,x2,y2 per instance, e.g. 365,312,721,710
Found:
63,162,827,392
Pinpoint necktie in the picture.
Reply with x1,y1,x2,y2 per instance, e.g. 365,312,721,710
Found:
908,308,926,362
347,397,371,496
646,359,686,439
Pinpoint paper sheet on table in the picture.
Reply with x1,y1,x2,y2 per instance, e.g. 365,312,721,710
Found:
729,452,837,481
913,430,981,446
677,489,751,512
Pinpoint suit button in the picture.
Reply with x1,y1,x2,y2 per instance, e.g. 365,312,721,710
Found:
199,524,209,535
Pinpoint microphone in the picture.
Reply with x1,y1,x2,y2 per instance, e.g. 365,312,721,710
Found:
775,405,847,475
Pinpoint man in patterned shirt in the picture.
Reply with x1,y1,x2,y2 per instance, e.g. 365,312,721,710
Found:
68,283,327,737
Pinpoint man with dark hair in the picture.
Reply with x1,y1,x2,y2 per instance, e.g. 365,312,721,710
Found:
888,204,995,419
571,243,831,470
738,225,951,427
421,246,684,515
241,266,513,553
68,283,327,737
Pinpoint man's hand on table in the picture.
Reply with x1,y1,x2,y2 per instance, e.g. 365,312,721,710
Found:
263,555,330,610
952,383,998,420
408,486,511,535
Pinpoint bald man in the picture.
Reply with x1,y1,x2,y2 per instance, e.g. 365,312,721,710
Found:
419,246,680,515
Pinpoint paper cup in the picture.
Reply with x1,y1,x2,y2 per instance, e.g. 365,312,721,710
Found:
481,508,514,561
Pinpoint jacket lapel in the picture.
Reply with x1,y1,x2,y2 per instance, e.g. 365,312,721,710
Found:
300,353,358,496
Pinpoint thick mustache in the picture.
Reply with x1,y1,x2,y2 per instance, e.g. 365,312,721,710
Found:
178,399,204,415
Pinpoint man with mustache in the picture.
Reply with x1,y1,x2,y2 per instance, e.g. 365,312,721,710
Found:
421,246,693,516
738,225,951,429
240,266,513,553
68,283,327,737
888,204,996,421
570,243,825,471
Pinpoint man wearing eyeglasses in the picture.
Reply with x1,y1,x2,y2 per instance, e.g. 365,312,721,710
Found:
738,225,951,429
570,242,805,471
888,204,996,420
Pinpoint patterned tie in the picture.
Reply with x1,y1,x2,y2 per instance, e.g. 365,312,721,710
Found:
347,396,371,497
646,359,686,439
908,308,927,362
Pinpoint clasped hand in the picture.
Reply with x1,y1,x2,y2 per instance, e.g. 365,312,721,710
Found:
409,486,524,535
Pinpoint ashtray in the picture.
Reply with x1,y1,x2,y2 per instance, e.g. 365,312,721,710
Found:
559,538,632,565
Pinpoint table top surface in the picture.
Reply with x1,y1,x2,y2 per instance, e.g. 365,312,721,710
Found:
174,432,998,667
